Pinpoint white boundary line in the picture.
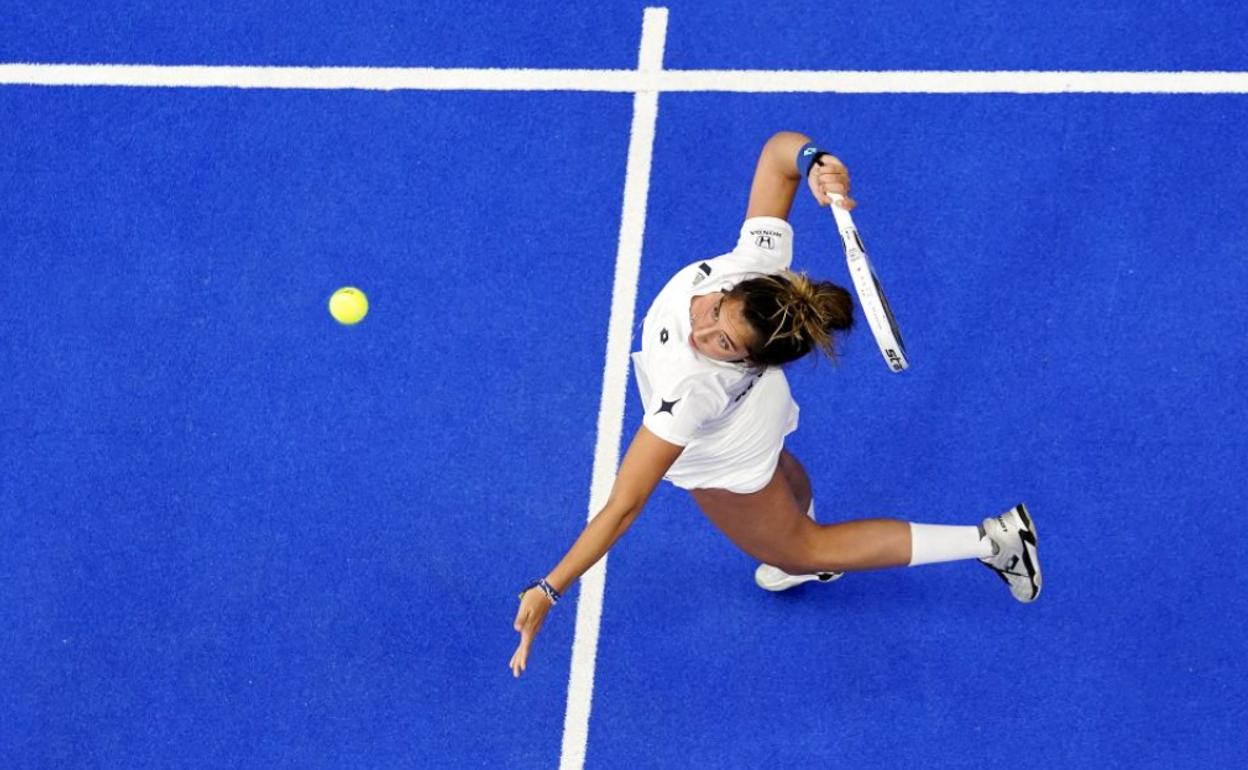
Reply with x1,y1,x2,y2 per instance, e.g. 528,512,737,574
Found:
5,8,1246,770
559,13,665,770
3,63,1248,93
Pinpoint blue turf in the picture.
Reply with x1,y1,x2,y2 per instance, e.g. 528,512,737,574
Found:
0,85,633,767
5,2,1247,71
665,0,1248,71
593,91,1248,768
0,1,645,68
3,3,1248,769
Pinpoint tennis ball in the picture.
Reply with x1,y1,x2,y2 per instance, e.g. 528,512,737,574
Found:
329,287,368,325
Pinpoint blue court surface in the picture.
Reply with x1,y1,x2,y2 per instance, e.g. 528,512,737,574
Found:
3,3,1247,768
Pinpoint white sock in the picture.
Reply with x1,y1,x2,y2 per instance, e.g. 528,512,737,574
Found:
908,522,996,567
806,500,816,521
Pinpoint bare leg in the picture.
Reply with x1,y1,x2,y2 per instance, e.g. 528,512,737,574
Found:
690,457,911,574
775,449,812,515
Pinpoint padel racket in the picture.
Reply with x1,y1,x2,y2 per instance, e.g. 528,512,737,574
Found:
828,194,909,372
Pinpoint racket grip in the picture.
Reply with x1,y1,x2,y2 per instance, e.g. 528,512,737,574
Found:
827,193,855,230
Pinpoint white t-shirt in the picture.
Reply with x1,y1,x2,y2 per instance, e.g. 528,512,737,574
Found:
631,216,794,446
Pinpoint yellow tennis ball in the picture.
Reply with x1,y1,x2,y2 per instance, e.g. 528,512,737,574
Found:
329,287,368,325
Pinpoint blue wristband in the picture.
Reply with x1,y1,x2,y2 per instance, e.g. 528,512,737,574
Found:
796,142,828,178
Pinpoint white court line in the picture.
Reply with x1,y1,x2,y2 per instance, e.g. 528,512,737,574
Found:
5,9,1246,770
559,13,665,770
3,63,1248,93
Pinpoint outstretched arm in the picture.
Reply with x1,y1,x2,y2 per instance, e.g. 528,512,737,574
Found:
510,425,684,677
745,131,855,220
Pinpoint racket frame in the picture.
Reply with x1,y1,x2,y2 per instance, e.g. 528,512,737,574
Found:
828,195,909,372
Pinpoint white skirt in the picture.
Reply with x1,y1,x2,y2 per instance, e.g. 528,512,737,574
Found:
661,366,799,494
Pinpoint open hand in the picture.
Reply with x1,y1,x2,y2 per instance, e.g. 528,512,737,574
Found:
510,587,553,678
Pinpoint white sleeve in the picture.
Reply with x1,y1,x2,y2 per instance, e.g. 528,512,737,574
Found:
731,216,794,273
641,377,727,447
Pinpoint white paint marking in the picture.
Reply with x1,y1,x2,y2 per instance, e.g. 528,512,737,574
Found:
559,8,665,770
3,63,1248,94
659,69,1248,93
5,11,1246,770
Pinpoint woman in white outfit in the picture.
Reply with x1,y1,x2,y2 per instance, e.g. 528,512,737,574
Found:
510,131,1041,678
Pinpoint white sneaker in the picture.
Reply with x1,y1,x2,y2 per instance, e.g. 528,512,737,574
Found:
754,563,843,592
979,504,1042,602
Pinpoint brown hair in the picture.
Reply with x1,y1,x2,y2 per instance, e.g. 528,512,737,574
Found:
727,270,854,367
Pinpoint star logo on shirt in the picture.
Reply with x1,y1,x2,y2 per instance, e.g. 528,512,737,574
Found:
656,398,680,415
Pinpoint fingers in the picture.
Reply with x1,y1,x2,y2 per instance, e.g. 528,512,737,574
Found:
510,610,529,677
809,156,854,209
511,598,537,677
818,187,856,210
510,591,550,678
816,172,849,196
815,156,849,184
510,632,533,678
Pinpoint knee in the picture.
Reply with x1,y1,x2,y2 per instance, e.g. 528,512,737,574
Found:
769,526,828,575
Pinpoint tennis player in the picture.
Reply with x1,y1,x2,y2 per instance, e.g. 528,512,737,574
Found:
510,131,1041,678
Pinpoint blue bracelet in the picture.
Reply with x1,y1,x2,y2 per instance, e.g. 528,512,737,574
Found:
519,577,562,605
796,141,829,178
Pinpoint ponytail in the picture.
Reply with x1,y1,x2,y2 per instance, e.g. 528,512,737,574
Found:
728,270,854,367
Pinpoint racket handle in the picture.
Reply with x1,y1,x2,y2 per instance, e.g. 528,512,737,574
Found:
827,193,855,231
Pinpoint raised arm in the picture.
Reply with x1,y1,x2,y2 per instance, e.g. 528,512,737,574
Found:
509,425,684,677
745,131,855,220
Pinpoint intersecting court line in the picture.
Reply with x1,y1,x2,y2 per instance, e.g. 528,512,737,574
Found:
6,9,1246,770
558,11,663,770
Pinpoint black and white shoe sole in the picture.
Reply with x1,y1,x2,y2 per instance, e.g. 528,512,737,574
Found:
756,571,844,592
983,503,1042,602
1015,503,1042,602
